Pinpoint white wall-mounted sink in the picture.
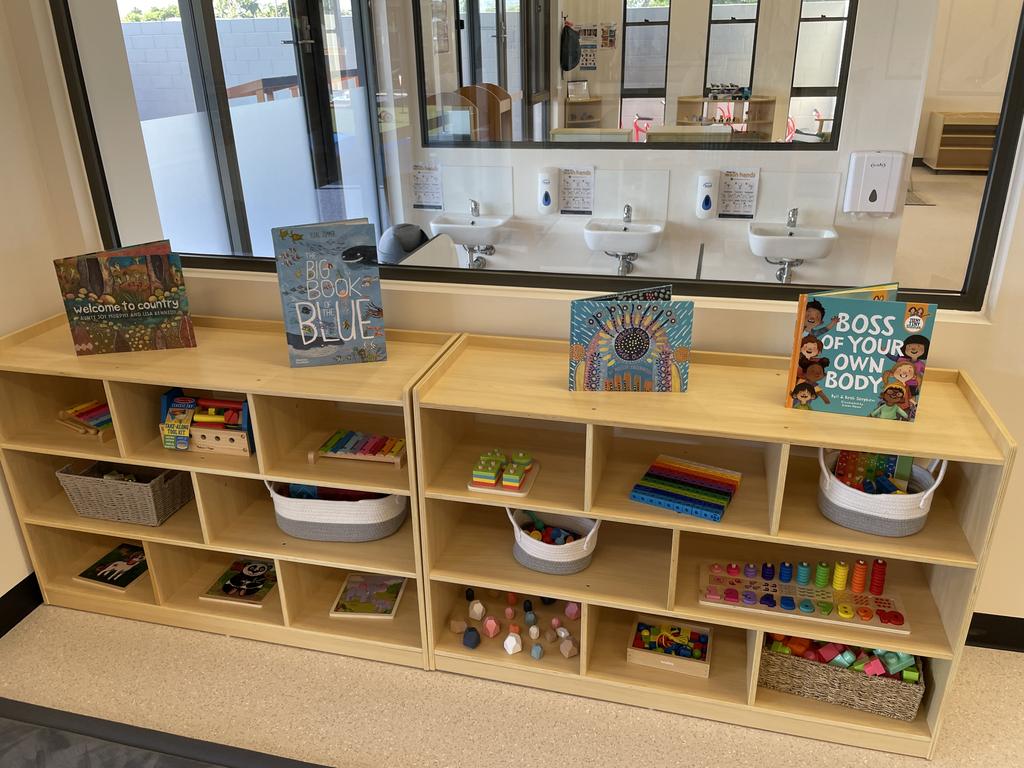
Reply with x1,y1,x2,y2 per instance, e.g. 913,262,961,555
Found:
748,223,838,262
430,213,509,247
583,219,665,254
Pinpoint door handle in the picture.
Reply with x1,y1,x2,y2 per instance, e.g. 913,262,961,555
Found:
281,39,315,45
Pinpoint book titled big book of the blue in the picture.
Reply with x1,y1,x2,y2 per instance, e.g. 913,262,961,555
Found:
272,220,386,368
785,284,937,421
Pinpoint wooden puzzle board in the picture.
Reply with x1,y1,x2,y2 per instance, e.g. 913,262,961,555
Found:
698,563,911,635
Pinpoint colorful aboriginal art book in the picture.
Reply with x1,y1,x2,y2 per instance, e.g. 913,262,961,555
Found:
273,219,386,368
200,559,278,608
568,285,694,392
53,241,196,355
73,543,149,592
329,573,408,619
785,284,936,421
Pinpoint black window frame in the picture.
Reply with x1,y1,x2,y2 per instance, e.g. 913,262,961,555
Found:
619,0,673,126
49,0,1024,313
788,0,855,144
703,0,761,96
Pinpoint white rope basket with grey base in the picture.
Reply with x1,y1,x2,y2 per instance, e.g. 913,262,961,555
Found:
817,450,948,537
266,481,407,542
507,508,601,574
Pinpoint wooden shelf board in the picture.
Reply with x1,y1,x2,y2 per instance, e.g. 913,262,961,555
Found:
430,512,672,613
673,537,954,659
1,429,122,462
38,533,158,607
591,435,770,536
586,608,747,705
0,318,452,406
417,336,1006,464
262,447,411,496
287,568,422,650
127,437,262,478
777,456,978,568
23,492,205,547
209,499,417,576
755,686,932,741
161,551,286,627
425,422,585,514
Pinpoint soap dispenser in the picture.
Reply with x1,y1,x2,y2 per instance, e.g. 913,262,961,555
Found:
696,171,718,219
538,167,559,215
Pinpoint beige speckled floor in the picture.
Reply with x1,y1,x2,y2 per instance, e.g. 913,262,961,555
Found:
1,607,1021,767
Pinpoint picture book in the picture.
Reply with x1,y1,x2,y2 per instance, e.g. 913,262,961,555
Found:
53,241,197,356
785,284,936,421
74,543,149,592
329,573,407,619
200,559,277,608
569,285,694,392
272,220,386,368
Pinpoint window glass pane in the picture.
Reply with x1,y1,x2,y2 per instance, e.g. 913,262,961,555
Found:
622,24,668,90
793,19,846,88
706,22,755,87
626,2,671,24
801,0,849,20
787,95,836,140
711,0,758,22
621,97,666,139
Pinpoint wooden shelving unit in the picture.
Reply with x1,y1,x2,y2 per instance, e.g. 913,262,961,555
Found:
923,112,998,172
676,95,776,139
413,334,1014,758
0,315,457,669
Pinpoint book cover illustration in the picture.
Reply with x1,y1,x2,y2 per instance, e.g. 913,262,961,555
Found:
53,241,196,356
273,220,386,368
785,284,936,421
74,543,148,592
201,559,278,608
569,285,693,392
329,573,407,619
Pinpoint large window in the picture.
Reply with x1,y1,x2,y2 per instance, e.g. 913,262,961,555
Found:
620,0,672,129
704,0,759,93
788,0,853,141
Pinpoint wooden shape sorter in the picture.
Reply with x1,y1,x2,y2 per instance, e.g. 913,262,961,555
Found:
698,562,911,635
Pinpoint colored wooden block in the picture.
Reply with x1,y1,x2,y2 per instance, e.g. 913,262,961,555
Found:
468,600,486,621
462,627,481,649
863,657,886,676
564,602,581,620
559,637,579,659
482,616,501,638
503,633,523,655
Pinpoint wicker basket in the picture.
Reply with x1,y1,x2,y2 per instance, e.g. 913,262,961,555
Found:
266,481,407,542
818,449,948,537
507,508,600,575
758,646,925,721
56,460,193,527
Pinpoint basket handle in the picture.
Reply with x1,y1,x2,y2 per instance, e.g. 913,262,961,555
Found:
917,460,948,508
264,480,278,496
818,449,838,493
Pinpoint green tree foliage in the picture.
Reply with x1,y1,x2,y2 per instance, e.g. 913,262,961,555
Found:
123,1,290,22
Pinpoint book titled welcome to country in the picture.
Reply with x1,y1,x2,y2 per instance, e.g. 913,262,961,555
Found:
785,284,936,421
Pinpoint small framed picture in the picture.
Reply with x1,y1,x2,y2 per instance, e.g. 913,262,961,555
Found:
567,80,589,101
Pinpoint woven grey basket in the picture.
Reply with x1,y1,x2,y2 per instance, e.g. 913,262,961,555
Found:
513,541,594,574
758,647,925,721
819,463,942,537
274,505,407,542
56,460,193,527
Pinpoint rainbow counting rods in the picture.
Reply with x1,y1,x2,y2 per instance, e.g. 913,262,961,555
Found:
629,454,742,522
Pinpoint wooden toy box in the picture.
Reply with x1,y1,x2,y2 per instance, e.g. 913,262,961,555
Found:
625,613,713,678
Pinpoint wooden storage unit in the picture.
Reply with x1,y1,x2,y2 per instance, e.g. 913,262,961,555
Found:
0,316,457,669
413,334,1014,758
923,112,998,172
563,97,604,129
676,95,776,139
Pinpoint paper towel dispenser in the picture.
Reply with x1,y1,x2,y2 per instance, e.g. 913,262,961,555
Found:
843,151,906,216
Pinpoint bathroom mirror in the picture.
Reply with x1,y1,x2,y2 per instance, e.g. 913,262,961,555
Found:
413,0,858,148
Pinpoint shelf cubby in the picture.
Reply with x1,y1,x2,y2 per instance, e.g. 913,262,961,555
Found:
424,499,673,613
430,581,583,677
24,525,156,606
0,371,120,458
249,394,410,494
587,426,784,537
277,561,422,652
145,542,286,626
1,449,205,546
417,409,587,514
105,381,260,476
194,473,417,576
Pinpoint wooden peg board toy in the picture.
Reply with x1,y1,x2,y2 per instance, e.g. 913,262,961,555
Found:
467,449,540,497
698,558,911,635
159,389,254,456
308,430,407,468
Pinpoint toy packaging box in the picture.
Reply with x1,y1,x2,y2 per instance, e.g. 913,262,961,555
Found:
272,219,386,368
786,284,937,421
53,240,197,356
569,285,693,392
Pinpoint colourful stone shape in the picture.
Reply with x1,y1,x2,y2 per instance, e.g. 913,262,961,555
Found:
531,643,544,660
462,627,481,649
564,602,581,620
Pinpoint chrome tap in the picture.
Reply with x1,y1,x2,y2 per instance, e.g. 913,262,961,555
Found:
623,204,633,224
787,207,799,228
469,199,480,217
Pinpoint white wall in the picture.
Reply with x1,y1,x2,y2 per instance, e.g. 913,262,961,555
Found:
914,0,1021,156
0,1,101,595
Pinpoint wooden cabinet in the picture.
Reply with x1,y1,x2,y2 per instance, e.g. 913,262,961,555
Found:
564,97,604,128
676,95,776,139
923,112,998,172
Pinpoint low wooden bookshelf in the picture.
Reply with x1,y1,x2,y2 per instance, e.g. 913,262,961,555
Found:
412,334,1014,759
0,315,458,669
